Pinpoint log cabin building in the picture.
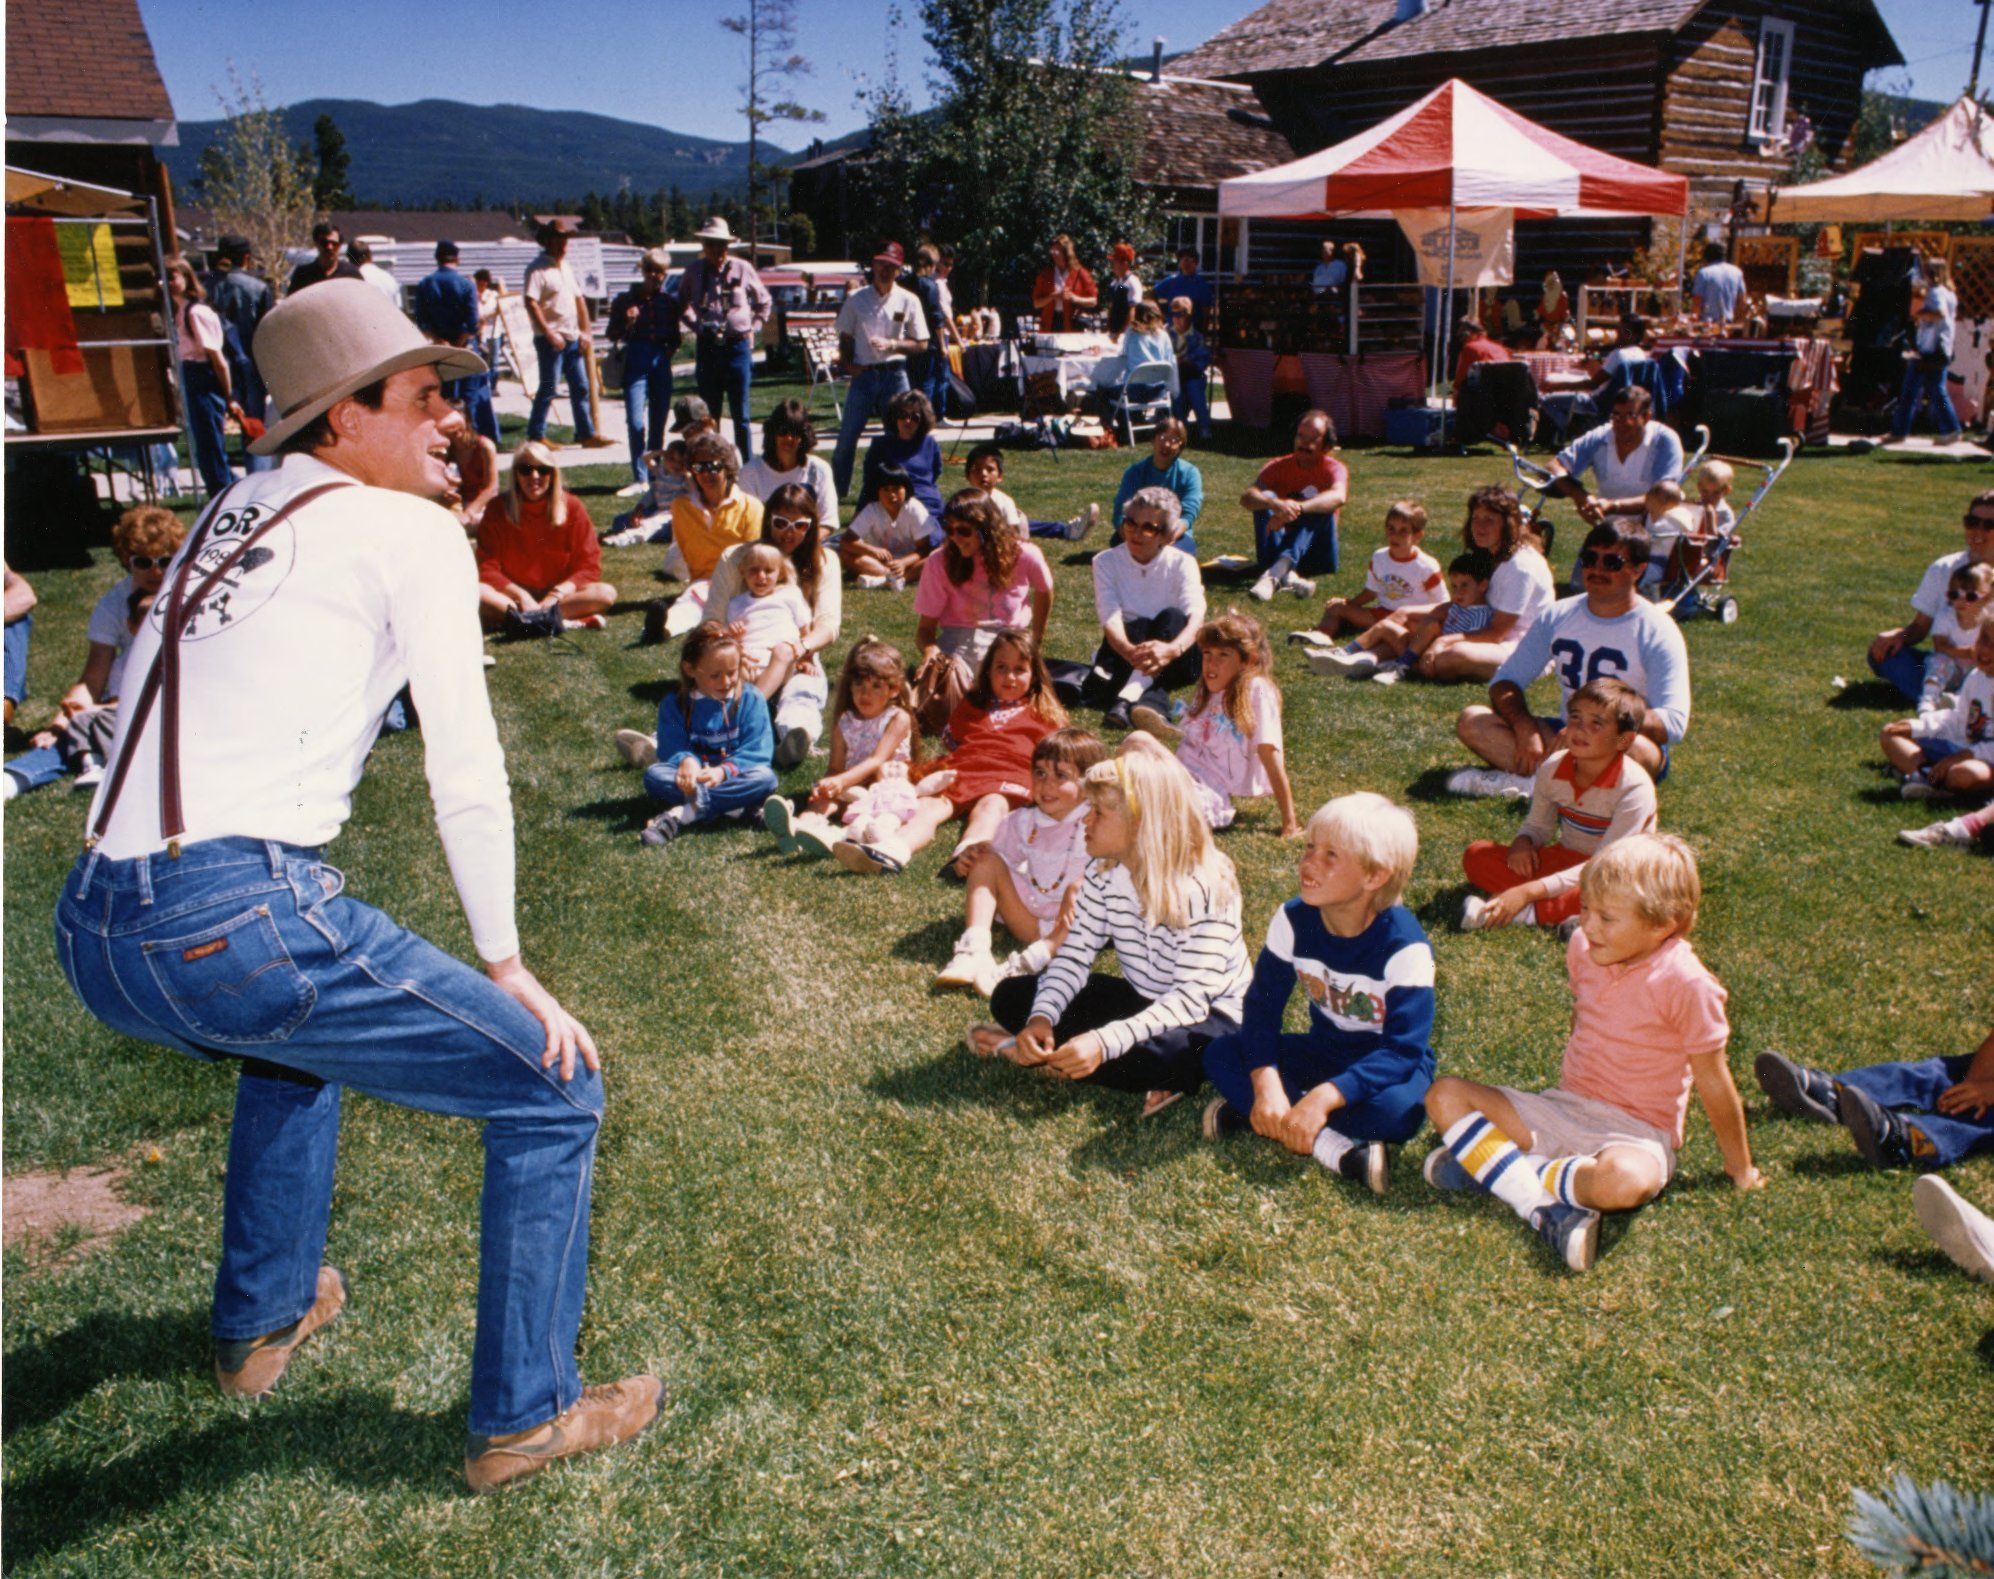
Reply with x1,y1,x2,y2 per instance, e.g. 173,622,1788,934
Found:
1167,0,1904,284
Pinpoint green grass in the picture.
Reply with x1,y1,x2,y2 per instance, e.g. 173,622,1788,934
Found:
5,384,1992,1575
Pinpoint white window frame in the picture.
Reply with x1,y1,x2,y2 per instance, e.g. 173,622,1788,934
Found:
1749,19,1795,144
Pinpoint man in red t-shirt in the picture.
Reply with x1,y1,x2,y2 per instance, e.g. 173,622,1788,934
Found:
1452,317,1511,391
1241,409,1350,600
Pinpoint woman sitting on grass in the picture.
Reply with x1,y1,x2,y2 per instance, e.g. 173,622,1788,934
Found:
911,490,1055,735
857,388,945,519
662,431,765,639
1413,486,1554,684
835,626,1065,877
474,441,618,632
967,740,1254,1120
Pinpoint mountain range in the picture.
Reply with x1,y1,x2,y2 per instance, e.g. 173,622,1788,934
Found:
164,98,799,208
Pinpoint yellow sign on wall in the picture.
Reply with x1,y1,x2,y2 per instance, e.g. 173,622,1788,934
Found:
55,222,124,309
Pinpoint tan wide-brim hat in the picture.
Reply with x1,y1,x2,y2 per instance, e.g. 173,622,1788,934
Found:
250,278,487,455
694,217,737,243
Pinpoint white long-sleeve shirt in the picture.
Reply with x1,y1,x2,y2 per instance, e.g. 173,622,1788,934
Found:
1914,665,1994,763
1029,861,1251,1059
90,455,520,962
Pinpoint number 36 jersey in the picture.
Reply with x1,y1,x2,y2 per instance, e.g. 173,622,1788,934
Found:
1495,594,1692,743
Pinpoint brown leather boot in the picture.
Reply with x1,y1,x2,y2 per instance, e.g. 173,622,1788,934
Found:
464,1374,664,1494
213,1266,348,1399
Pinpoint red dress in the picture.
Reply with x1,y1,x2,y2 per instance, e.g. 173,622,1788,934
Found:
930,700,1056,813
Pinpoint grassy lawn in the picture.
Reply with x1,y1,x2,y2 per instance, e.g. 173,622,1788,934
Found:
4,388,1991,1575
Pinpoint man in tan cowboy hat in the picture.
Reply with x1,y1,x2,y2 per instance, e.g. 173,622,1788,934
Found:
673,216,771,461
523,221,613,450
56,278,660,1494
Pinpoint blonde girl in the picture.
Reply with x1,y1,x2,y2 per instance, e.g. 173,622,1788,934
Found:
1134,608,1299,836
967,744,1254,1118
765,636,918,857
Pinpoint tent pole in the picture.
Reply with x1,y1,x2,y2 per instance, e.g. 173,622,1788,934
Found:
1676,215,1688,322
1439,206,1459,437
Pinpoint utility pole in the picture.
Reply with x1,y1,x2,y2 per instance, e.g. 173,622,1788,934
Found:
1971,0,1991,98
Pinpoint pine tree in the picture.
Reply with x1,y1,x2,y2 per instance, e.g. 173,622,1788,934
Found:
854,0,1158,308
1849,1475,1994,1578
720,0,826,250
312,113,354,210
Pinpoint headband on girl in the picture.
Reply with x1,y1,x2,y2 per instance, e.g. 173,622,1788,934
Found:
1113,755,1140,826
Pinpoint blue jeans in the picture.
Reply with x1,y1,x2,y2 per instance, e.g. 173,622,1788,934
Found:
54,838,603,1436
696,337,754,462
917,348,950,423
1893,360,1961,440
1253,508,1340,577
621,342,674,484
5,741,67,791
4,610,30,706
182,361,236,497
530,337,594,442
1173,372,1211,437
1839,1055,1992,1168
1869,643,1929,704
1203,1033,1432,1144
450,371,499,448
640,761,779,819
832,364,910,499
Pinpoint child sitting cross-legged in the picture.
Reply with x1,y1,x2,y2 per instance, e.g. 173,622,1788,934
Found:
1313,549,1495,686
1423,833,1763,1272
1293,499,1443,655
1129,609,1300,836
1199,792,1436,1194
764,635,918,858
833,626,1066,876
839,464,936,589
1880,607,1994,801
1460,677,1657,937
965,743,1254,1119
638,622,778,848
934,727,1106,995
1755,1025,1994,1174
1918,561,1993,716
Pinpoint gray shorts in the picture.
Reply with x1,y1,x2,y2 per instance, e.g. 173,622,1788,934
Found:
1496,1085,1676,1186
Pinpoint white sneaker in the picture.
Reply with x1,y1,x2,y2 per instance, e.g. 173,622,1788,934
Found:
1287,629,1336,650
1460,895,1493,931
614,481,646,499
1065,502,1100,541
1914,1174,1994,1282
1899,818,1974,849
662,599,704,639
1445,767,1534,800
1281,571,1316,598
887,573,906,592
1248,572,1279,603
1306,647,1360,677
856,574,889,590
72,756,106,788
614,728,658,767
935,932,996,990
1370,664,1405,686
998,938,1053,979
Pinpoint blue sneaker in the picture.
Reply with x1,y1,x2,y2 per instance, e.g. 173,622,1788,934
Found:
1531,1202,1601,1271
1753,1050,1839,1125
1422,1146,1473,1192
1836,1083,1927,1170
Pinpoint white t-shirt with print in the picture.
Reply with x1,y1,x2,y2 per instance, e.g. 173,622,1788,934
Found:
1364,546,1444,612
1176,675,1282,801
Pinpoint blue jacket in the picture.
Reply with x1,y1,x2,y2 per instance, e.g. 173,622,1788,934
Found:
858,433,944,518
413,266,481,345
656,685,773,777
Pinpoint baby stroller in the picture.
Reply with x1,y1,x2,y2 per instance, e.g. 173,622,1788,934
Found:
1501,425,1709,572
1647,438,1796,624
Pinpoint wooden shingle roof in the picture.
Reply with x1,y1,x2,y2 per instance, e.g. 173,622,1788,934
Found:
1133,77,1296,189
6,0,175,122
1174,0,1900,78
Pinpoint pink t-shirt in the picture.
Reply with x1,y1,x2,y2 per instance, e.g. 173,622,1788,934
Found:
913,542,1053,630
1176,676,1283,801
1559,930,1729,1147
989,803,1091,928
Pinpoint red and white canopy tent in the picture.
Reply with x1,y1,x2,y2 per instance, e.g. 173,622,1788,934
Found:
1218,79,1689,399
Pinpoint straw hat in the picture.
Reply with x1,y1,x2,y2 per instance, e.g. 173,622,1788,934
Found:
695,217,737,243
250,278,486,455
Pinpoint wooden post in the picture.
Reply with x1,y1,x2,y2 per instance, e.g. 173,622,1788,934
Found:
583,336,605,439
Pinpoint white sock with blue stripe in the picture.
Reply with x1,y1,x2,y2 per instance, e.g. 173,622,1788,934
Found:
1442,1111,1553,1223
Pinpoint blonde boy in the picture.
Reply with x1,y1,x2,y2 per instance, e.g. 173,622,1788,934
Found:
1201,792,1436,1194
1638,478,1696,590
1300,500,1442,645
1424,832,1761,1271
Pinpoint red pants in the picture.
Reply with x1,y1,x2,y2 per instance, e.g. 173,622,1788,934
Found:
1462,840,1588,925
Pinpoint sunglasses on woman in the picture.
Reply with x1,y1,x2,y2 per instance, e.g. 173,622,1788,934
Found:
691,461,726,475
126,553,170,570
1947,587,1987,601
768,514,813,532
1123,518,1168,538
515,464,552,478
945,522,979,540
1578,548,1631,572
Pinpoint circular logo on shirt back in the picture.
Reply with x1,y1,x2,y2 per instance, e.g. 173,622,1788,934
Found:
148,502,298,642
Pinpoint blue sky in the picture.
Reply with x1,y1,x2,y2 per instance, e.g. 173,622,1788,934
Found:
140,0,1970,146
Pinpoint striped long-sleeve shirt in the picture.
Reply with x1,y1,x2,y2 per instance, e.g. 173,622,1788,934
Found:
1515,749,1658,900
1029,861,1252,1060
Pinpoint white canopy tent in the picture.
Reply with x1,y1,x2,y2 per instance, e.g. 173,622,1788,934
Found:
1774,96,1994,223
